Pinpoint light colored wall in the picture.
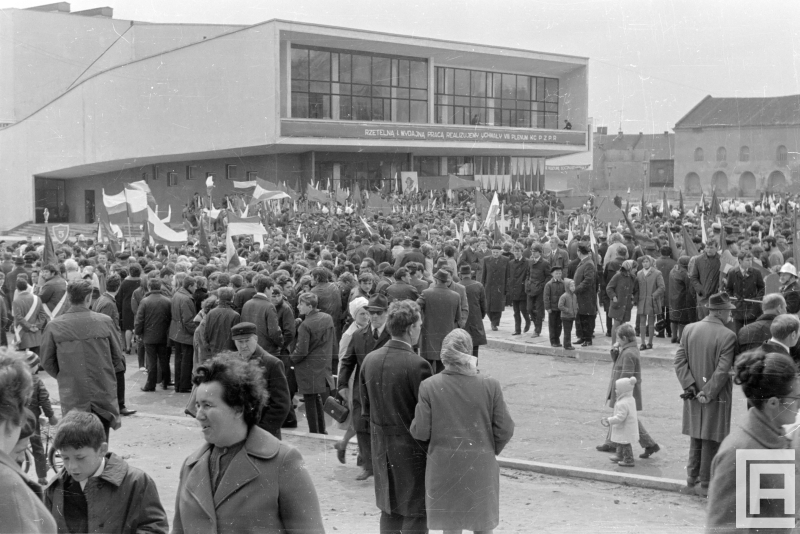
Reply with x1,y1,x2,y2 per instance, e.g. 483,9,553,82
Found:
0,22,281,230
675,126,800,194
559,65,588,133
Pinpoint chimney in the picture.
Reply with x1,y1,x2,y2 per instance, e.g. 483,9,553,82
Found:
72,6,113,18
25,2,70,13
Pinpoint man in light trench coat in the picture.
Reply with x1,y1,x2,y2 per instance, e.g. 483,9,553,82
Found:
674,291,738,497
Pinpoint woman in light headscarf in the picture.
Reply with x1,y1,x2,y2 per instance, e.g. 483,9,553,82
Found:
411,329,515,534
635,254,665,350
606,259,638,344
333,296,370,462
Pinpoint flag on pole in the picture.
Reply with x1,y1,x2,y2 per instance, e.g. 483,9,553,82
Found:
146,207,187,246
701,214,708,243
662,190,669,215
96,213,119,255
226,232,240,270
102,189,128,215
462,220,470,235
472,220,477,233
769,218,774,237
43,224,57,266
197,217,211,258
679,190,684,214
483,192,500,229
681,224,699,257
142,217,152,248
667,227,680,260
360,216,373,236
710,189,720,219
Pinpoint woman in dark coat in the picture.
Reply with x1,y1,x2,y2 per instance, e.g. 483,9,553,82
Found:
669,256,696,342
602,247,628,335
118,263,142,353
606,260,638,344
411,329,514,533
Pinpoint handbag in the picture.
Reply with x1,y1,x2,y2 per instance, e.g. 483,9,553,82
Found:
323,395,349,424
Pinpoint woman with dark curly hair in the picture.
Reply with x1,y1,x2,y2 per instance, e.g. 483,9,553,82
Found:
0,350,57,533
706,350,799,529
172,355,324,533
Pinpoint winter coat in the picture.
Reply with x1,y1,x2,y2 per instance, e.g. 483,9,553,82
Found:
675,315,737,441
417,286,461,361
737,312,779,352
606,270,637,322
41,305,125,429
168,287,197,345
608,390,639,445
360,340,432,516
310,281,343,339
543,279,566,312
13,291,48,349
0,449,57,534
385,280,420,303
39,274,68,318
573,256,597,315
290,309,336,394
690,252,721,302
172,426,324,534
45,452,168,534
481,256,510,312
28,374,55,419
410,370,515,531
780,280,800,315
668,263,696,324
707,407,799,532
247,345,291,439
240,293,284,355
524,258,551,297
600,258,623,308
338,325,391,433
558,290,578,320
606,340,643,410
725,268,765,323
655,256,676,297
118,277,140,331
635,268,665,316
202,302,240,357
507,258,529,301
446,280,469,328
134,291,172,345
461,279,488,346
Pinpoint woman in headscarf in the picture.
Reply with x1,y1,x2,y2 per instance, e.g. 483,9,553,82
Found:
635,255,665,350
333,296,370,463
410,329,515,534
606,259,638,344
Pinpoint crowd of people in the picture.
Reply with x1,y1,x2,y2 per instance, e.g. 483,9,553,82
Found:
2,188,800,531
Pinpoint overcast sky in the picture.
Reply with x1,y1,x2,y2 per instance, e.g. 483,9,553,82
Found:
4,0,800,134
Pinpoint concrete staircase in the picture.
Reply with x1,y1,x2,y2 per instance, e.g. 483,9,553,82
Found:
4,222,144,241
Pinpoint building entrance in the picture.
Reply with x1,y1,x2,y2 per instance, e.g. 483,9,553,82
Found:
34,177,68,223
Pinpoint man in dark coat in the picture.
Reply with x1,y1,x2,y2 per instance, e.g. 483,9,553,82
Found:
168,276,197,393
397,240,425,268
38,263,68,319
361,300,432,534
291,292,336,434
690,239,721,319
674,292,738,497
654,246,677,339
241,275,283,355
507,245,529,335
5,256,29,311
337,294,391,480
367,234,391,265
481,245,510,330
417,270,461,374
135,278,174,392
203,286,241,357
93,274,135,416
270,286,298,428
459,265,487,357
736,293,785,352
525,243,552,338
573,244,597,346
310,267,344,347
384,267,419,303
232,322,291,439
457,238,481,278
725,251,765,332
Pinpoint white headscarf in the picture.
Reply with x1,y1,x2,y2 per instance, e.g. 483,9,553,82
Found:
345,297,370,337
440,329,478,375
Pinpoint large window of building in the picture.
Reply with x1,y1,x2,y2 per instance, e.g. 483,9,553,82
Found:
291,46,428,123
435,67,558,128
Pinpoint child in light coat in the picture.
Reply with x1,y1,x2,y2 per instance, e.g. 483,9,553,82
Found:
558,278,578,350
602,376,639,467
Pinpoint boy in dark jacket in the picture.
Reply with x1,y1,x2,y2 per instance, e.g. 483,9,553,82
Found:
45,411,168,534
543,267,566,347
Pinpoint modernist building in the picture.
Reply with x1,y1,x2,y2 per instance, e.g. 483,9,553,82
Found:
0,3,589,230
674,94,800,197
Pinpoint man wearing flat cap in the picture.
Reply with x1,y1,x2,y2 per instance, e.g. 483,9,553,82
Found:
674,292,737,497
417,269,461,373
232,322,291,439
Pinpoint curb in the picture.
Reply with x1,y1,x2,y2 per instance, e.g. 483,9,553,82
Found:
485,337,674,366
281,429,688,494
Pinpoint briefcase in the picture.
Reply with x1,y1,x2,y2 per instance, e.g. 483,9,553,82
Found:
323,396,349,424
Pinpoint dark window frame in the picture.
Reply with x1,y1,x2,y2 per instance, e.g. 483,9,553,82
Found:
226,164,238,181
434,66,558,128
167,172,178,187
777,145,788,163
694,147,704,162
291,45,428,123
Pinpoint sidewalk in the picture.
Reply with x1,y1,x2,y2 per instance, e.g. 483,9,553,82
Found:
482,309,675,365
